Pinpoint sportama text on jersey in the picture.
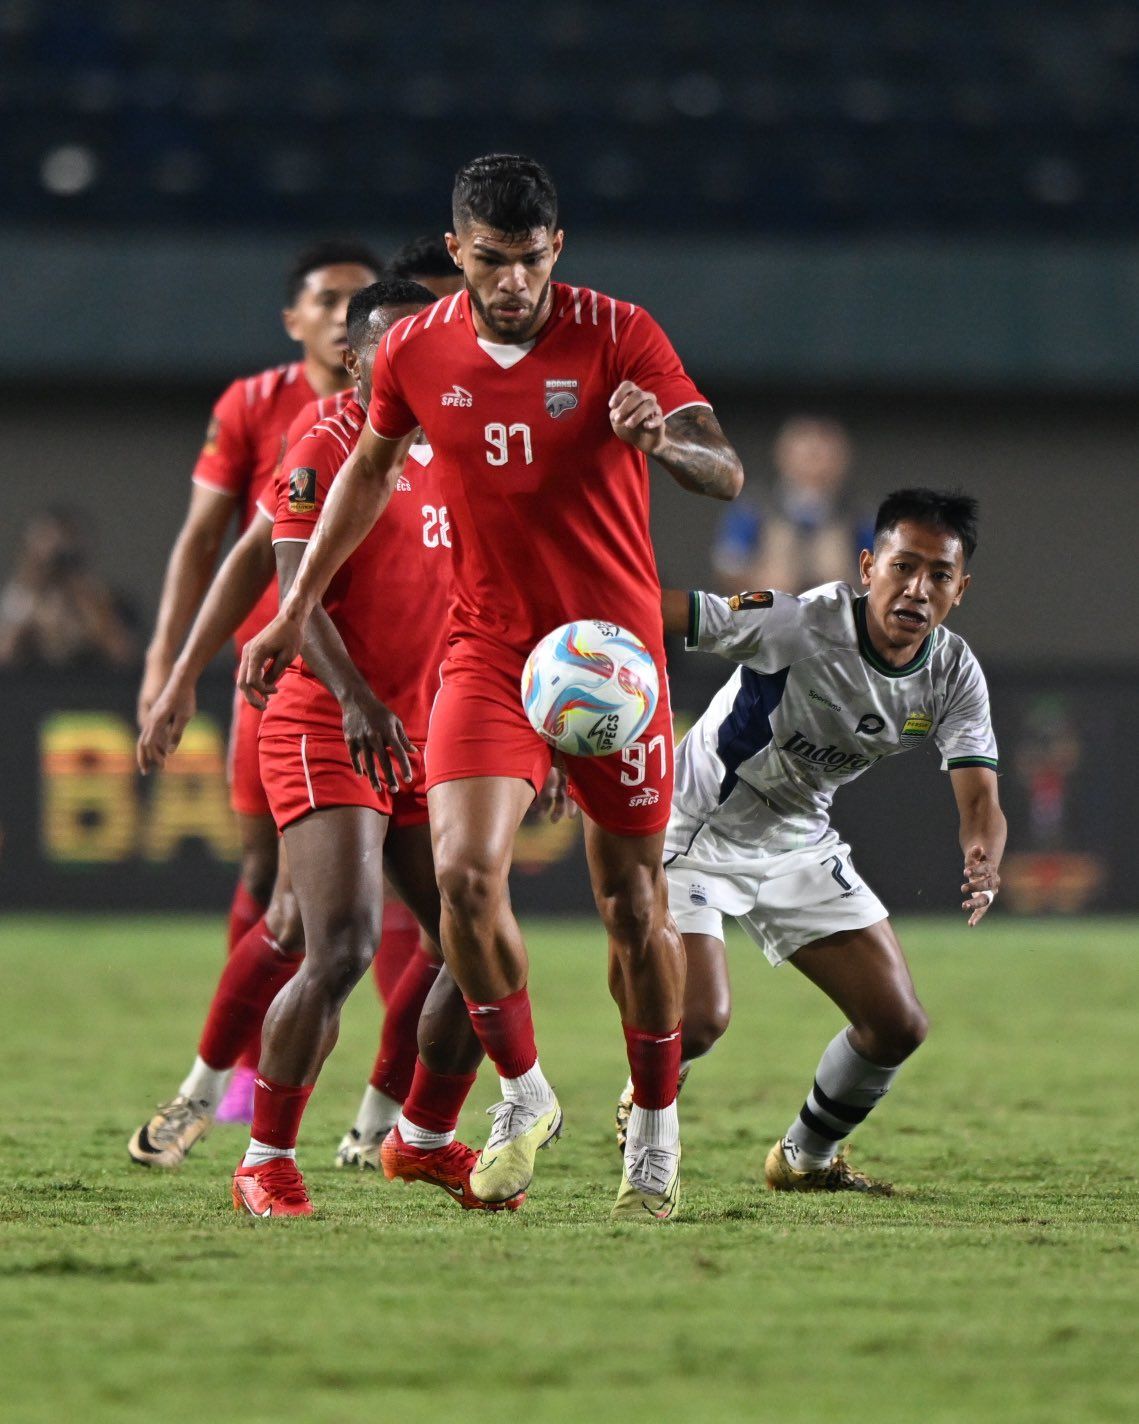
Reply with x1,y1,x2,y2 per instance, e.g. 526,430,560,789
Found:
672,582,998,854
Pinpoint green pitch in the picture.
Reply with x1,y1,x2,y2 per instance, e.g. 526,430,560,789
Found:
2,915,1137,1424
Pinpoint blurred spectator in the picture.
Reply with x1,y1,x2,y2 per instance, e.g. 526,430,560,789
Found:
712,416,873,595
0,508,138,669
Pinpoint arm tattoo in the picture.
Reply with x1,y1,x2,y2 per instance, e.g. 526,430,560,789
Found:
656,407,744,500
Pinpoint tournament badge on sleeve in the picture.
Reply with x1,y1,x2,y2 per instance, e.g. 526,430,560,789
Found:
288,466,317,514
728,590,774,612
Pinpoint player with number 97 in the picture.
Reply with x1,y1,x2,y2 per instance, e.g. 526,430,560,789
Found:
240,153,745,1222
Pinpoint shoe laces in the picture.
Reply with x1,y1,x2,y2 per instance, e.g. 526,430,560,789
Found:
625,1144,678,1196
484,1098,546,1150
427,1139,477,1173
251,1156,310,1206
817,1152,893,1196
151,1095,204,1144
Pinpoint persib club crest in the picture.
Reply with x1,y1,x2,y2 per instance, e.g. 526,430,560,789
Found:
901,711,933,745
544,378,579,418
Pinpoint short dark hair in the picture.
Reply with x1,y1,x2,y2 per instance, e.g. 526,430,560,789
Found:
874,488,979,563
285,240,383,306
452,154,558,236
345,278,435,351
389,234,456,280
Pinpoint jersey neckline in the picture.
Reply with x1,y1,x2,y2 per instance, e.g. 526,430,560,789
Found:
463,286,565,367
853,595,934,678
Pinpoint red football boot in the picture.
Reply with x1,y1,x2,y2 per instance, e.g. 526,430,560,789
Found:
380,1128,524,1212
232,1157,313,1218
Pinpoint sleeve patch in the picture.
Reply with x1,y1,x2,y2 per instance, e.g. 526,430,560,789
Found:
727,590,774,612
200,414,220,457
288,466,317,513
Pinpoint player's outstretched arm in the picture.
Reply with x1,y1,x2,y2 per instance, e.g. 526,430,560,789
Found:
661,588,691,635
137,517,275,773
271,542,414,792
609,383,744,501
239,427,409,703
950,766,1007,927
138,484,236,725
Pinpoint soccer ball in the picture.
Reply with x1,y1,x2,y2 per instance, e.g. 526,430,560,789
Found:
521,620,659,757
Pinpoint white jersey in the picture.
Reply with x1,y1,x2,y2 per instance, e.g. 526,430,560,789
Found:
670,582,997,855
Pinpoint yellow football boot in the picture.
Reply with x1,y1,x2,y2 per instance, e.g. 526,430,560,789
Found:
764,1139,894,1196
469,1096,562,1203
611,1144,681,1222
128,1095,211,1169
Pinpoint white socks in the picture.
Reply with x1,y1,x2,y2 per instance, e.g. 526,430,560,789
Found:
396,1113,453,1151
178,1056,231,1114
499,1060,554,1109
626,1101,680,1155
353,1084,402,1144
242,1137,294,1167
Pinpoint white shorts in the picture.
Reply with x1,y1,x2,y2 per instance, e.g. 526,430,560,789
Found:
664,822,888,967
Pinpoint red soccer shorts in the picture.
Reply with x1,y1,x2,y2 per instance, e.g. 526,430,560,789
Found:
227,686,271,818
425,649,674,837
258,733,428,833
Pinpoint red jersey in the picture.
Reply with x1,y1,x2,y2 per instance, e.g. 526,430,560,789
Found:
191,361,346,654
261,397,451,743
366,283,708,665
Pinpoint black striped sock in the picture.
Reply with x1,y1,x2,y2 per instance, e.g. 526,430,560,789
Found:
783,1029,898,1170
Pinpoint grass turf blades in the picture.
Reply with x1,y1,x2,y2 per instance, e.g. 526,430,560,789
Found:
1,915,1136,1424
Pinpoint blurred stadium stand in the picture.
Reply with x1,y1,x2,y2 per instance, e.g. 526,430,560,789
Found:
5,1,1139,236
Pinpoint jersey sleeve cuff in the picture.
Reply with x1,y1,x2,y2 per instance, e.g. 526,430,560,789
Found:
662,399,713,421
944,756,1000,772
684,591,702,650
366,415,417,441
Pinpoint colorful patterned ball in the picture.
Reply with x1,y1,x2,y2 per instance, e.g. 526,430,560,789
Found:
521,620,659,757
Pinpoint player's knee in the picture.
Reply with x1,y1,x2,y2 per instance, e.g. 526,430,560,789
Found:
265,888,304,957
595,875,658,958
436,857,507,930
308,908,381,1000
682,999,731,1059
865,1001,929,1065
240,847,277,907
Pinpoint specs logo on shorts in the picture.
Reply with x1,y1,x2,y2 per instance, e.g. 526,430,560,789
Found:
628,787,660,807
288,466,317,513
727,590,774,612
544,379,579,418
441,385,473,408
688,883,708,906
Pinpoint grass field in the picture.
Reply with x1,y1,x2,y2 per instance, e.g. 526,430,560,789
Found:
2,914,1137,1424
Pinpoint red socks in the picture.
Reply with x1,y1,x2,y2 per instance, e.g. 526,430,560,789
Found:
198,917,302,1070
401,1059,477,1135
370,949,441,1102
464,985,538,1079
372,899,422,1004
624,1022,683,1109
250,1076,314,1150
227,880,267,957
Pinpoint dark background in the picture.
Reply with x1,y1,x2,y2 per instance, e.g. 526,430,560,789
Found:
1,1,1135,911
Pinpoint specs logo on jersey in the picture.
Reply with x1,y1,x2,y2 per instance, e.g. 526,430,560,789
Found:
288,466,317,513
544,379,579,418
395,474,412,492
901,711,933,744
441,385,473,408
727,590,774,612
855,713,885,736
